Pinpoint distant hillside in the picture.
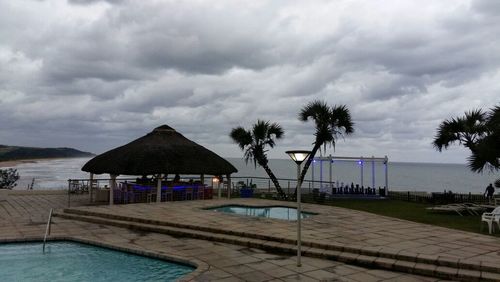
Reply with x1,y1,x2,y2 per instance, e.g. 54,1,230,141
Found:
0,145,94,162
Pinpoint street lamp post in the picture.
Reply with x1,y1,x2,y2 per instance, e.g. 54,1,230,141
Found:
286,150,311,267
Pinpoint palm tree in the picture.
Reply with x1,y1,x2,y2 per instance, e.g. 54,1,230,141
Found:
297,100,354,187
433,106,500,186
230,120,286,199
433,107,499,172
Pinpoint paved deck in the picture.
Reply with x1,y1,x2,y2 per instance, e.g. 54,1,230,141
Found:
0,192,453,281
65,198,500,264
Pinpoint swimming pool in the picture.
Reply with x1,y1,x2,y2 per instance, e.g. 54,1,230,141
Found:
0,241,194,282
207,205,315,220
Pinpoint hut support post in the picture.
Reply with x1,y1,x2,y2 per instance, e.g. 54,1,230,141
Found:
226,174,231,199
200,174,204,186
217,179,221,198
156,174,162,203
89,173,94,203
109,174,117,205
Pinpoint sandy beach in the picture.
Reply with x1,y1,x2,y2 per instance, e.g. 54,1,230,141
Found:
0,159,35,168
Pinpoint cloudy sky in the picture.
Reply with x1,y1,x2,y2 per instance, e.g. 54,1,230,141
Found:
0,0,499,163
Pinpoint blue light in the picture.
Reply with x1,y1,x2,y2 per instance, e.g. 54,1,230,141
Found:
130,184,202,191
358,160,363,165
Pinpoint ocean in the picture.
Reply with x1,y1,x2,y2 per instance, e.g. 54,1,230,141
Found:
5,157,498,194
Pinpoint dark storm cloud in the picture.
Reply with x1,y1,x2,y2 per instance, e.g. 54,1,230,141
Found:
0,0,499,163
68,0,124,5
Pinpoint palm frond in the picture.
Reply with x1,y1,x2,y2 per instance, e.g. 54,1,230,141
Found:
230,127,252,150
487,105,500,130
243,148,255,166
331,105,354,133
232,120,284,170
299,100,354,152
435,105,500,175
464,109,488,141
433,118,465,151
252,120,269,144
466,124,499,172
267,122,284,140
299,100,330,122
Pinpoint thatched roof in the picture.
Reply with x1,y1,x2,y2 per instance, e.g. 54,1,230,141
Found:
82,125,237,176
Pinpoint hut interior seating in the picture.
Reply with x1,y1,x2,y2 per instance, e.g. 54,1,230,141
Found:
173,188,186,201
106,179,215,204
196,185,204,199
204,186,213,199
146,188,157,203
162,187,174,201
185,187,194,200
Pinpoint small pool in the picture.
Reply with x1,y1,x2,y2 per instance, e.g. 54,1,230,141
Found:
0,241,194,282
207,205,315,220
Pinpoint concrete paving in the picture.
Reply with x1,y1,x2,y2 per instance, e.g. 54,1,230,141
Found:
64,198,500,264
0,192,492,281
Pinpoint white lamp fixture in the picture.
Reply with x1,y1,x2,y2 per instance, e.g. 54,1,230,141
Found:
286,150,311,165
286,150,311,267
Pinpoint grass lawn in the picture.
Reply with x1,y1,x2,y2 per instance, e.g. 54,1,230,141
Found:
303,198,497,236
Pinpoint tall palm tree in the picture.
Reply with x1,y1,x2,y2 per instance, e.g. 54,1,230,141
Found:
297,100,354,187
433,107,499,172
230,120,286,199
434,106,500,186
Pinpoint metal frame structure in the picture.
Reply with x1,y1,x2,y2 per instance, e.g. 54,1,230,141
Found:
311,155,389,192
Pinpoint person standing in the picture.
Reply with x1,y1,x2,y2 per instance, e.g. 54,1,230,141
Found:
485,183,495,202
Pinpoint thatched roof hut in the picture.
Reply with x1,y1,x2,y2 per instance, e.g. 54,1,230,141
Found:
82,125,237,176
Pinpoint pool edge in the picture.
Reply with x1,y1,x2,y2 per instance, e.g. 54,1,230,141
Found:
203,203,319,216
0,236,208,282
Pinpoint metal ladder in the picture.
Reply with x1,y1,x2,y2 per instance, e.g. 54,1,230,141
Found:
42,208,53,253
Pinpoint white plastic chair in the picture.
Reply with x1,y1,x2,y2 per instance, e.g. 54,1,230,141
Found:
494,195,500,206
481,207,500,234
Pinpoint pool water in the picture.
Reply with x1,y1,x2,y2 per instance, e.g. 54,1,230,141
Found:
208,205,315,220
0,241,194,282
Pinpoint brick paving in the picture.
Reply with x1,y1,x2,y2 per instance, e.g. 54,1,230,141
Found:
0,192,487,281
64,198,500,264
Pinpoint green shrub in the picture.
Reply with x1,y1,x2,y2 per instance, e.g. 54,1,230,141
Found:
0,168,19,189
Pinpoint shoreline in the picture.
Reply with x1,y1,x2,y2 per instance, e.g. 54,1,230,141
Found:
0,157,89,168
0,159,39,168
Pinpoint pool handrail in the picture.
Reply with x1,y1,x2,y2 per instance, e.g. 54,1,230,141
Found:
42,208,53,253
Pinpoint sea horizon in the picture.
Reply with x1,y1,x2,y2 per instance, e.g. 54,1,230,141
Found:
3,157,497,194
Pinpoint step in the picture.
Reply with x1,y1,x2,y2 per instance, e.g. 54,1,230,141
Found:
62,208,500,276
54,211,500,281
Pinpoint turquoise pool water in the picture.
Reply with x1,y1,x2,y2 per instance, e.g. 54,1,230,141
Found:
208,205,315,220
0,241,193,282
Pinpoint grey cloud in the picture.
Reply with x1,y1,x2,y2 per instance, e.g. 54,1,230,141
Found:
471,0,500,17
0,0,499,164
68,0,125,5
